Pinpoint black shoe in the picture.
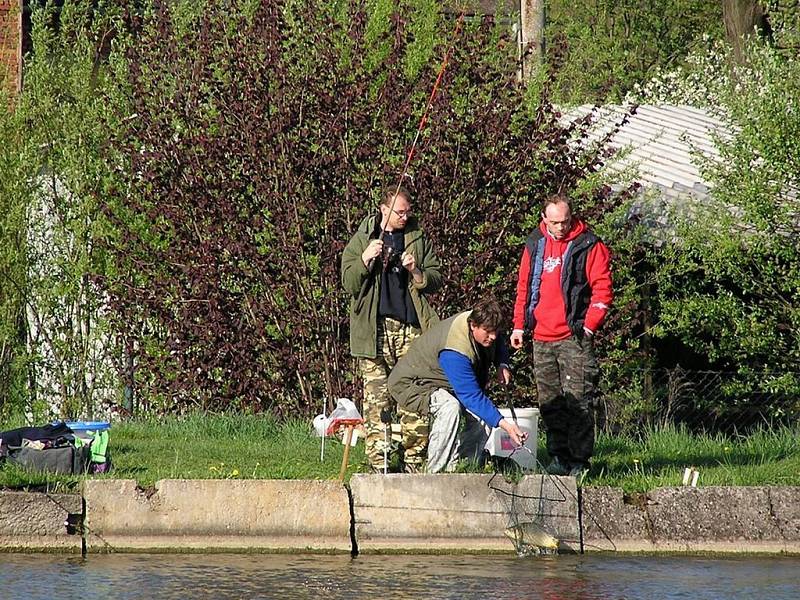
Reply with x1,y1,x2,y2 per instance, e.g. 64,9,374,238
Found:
545,456,570,476
568,462,589,478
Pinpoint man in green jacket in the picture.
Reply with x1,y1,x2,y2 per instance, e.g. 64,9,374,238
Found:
341,186,442,472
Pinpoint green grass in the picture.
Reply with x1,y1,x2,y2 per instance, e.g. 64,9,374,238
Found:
108,413,371,486
1,415,798,492
0,413,368,491
586,424,800,492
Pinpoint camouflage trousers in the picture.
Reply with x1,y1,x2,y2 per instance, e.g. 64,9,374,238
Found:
359,317,420,471
399,388,490,473
533,335,599,466
397,405,429,472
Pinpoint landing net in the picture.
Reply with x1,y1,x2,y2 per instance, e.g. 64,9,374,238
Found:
487,446,567,556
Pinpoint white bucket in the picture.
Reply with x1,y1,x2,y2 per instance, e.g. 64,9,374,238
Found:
485,407,539,470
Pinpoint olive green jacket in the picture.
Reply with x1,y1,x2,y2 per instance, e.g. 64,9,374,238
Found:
388,311,496,416
341,213,442,358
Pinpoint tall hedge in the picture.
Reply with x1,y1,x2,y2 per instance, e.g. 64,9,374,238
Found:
97,0,637,415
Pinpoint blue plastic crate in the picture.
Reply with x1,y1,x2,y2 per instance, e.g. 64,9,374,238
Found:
65,421,111,433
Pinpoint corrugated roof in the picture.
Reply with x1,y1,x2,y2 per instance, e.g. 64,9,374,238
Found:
564,104,730,201
564,105,800,240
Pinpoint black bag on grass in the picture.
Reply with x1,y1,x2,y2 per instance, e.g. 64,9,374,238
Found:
6,443,92,475
0,422,73,448
0,422,92,475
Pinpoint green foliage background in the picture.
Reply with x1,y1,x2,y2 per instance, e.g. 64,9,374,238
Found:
0,0,796,433
545,0,724,103
0,2,127,421
95,0,641,416
652,42,800,409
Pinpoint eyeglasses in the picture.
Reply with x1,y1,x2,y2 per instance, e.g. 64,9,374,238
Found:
391,208,412,218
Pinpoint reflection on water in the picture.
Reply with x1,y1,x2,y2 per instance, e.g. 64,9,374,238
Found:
1,552,799,599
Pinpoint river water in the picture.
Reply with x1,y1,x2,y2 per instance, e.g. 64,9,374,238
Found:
1,552,798,599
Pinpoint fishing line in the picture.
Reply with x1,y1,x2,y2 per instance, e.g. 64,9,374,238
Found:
381,11,465,228
45,483,117,556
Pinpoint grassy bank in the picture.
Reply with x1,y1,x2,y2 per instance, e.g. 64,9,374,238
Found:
1,414,797,492
591,425,800,490
0,414,362,490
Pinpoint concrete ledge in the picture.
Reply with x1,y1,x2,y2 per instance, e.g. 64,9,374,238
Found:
0,490,82,551
350,473,578,552
83,479,352,553
582,486,800,554
3,481,799,555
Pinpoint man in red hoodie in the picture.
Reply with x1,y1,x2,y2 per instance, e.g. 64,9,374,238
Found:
510,194,613,477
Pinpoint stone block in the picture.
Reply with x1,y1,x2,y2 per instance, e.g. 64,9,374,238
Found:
648,487,778,541
767,486,800,541
0,490,82,551
580,486,650,549
581,486,800,553
350,473,578,552
83,479,352,552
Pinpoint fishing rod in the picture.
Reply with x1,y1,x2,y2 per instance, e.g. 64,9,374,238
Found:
356,12,465,305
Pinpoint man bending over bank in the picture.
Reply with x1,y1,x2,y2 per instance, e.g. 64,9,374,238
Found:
388,296,527,473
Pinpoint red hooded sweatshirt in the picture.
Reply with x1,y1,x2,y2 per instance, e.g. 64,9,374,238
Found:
512,220,612,342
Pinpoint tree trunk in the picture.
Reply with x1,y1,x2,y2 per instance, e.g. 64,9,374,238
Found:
520,0,545,82
723,0,771,61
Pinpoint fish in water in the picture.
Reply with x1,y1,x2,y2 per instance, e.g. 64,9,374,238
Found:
504,521,559,550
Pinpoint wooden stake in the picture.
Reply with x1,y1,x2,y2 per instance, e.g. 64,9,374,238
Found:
338,425,354,482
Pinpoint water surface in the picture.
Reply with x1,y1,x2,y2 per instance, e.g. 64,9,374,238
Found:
1,553,798,599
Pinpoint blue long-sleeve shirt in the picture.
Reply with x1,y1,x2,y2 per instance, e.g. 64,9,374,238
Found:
438,349,505,427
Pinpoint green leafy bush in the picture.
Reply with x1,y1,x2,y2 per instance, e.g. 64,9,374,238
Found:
546,0,724,103
0,1,125,420
96,0,636,415
628,37,800,424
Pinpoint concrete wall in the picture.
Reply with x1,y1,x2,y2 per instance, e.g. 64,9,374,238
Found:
0,490,82,551
582,486,800,553
82,479,352,552
350,473,578,552
2,481,800,554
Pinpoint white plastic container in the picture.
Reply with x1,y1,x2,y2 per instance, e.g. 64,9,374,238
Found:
312,414,329,437
485,407,539,470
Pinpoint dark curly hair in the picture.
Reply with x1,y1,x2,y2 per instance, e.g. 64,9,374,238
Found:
468,295,505,331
